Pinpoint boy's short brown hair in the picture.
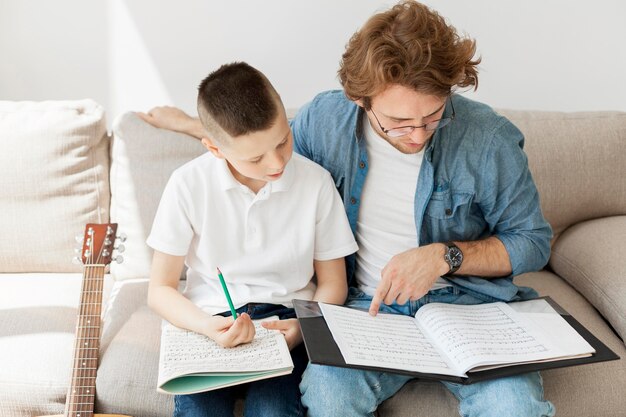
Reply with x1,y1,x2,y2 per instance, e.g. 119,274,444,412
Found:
197,62,280,141
339,0,480,109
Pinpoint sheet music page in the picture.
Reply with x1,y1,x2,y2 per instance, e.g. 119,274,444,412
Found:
319,303,465,377
415,302,562,373
510,299,594,358
157,317,293,386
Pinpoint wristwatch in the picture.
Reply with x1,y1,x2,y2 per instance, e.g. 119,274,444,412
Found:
443,242,463,275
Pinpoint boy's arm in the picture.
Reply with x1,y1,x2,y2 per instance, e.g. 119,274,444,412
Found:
262,258,348,350
147,250,255,347
312,258,349,305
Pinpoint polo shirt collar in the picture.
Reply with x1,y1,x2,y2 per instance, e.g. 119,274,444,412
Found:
216,158,241,191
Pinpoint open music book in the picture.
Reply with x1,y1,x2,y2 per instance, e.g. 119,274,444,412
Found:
314,298,597,379
157,317,293,395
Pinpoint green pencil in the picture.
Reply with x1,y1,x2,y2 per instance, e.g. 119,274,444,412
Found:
217,267,237,319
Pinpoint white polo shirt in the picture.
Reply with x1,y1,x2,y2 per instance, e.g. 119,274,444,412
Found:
147,152,358,315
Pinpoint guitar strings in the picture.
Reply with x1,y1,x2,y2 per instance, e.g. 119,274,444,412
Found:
75,231,93,416
71,227,108,417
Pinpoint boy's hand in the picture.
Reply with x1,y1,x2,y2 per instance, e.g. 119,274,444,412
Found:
207,312,256,348
262,318,303,350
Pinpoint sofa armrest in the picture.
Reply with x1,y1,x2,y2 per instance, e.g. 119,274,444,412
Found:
549,216,626,344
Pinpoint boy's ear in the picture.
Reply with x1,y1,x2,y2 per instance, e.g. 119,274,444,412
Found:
201,137,226,159
354,98,365,109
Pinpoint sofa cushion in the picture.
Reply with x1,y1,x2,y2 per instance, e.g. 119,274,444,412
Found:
549,216,626,342
0,273,114,417
379,271,626,417
110,113,206,280
0,100,110,272
498,110,626,238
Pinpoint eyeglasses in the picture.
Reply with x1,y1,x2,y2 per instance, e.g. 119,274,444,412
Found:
369,96,455,138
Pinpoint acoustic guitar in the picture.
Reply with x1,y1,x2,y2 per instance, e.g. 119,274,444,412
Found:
41,223,131,417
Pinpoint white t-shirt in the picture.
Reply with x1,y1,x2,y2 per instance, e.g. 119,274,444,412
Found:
355,117,450,295
147,153,358,315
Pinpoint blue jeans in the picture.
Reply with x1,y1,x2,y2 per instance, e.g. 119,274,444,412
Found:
174,303,307,417
300,287,556,417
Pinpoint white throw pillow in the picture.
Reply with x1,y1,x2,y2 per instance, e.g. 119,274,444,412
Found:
0,100,109,272
110,112,206,280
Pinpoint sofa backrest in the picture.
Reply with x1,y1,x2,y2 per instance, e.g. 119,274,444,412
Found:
109,112,206,280
498,110,626,239
2,100,622,276
0,100,110,273
109,107,626,280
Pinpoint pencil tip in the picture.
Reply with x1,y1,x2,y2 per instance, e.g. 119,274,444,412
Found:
216,266,221,274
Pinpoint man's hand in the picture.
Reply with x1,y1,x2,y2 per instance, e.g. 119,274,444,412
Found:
136,106,205,139
369,244,449,316
206,312,256,348
261,318,303,350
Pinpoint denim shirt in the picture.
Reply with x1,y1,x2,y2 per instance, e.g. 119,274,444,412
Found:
290,90,552,302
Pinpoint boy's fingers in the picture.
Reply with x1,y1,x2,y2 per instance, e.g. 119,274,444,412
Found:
222,314,255,345
261,320,287,330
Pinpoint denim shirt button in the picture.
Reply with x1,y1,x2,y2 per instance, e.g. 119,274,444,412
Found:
445,208,452,216
359,161,366,169
350,197,357,205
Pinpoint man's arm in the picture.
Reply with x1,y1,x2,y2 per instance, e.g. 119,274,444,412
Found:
369,120,552,315
137,106,207,139
454,237,512,276
368,237,510,315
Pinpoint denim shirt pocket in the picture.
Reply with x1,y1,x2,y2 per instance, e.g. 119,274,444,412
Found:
423,188,475,241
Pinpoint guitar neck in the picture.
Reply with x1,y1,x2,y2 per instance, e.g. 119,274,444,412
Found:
63,223,121,417
65,265,106,417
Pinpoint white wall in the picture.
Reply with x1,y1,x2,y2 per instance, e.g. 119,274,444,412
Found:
1,0,624,126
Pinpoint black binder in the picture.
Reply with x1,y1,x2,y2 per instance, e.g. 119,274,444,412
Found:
294,297,620,384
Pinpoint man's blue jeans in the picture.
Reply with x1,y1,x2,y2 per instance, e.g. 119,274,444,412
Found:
173,303,307,417
300,287,556,417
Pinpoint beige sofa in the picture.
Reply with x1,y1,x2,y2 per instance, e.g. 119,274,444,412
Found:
0,100,624,417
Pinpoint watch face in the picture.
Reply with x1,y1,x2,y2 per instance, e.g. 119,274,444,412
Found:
448,247,463,267
445,245,463,272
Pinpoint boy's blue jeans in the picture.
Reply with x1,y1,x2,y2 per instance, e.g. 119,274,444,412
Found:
173,303,307,417
300,287,556,417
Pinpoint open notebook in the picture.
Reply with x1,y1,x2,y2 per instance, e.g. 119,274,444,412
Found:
295,297,619,384
157,317,293,394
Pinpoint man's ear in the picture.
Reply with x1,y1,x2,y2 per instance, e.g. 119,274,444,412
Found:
201,137,226,159
354,98,365,109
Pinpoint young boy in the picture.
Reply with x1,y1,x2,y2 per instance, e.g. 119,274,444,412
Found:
146,62,358,417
